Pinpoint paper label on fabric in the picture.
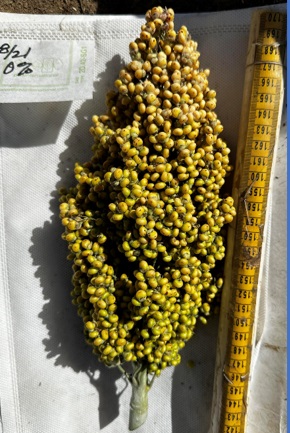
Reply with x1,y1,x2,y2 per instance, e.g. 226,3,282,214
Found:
0,38,94,102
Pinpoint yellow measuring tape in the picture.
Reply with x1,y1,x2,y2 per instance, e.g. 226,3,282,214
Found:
210,10,286,433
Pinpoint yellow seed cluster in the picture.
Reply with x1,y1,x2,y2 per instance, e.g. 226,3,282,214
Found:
59,6,236,377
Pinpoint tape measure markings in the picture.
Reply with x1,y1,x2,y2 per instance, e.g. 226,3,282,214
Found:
219,11,286,433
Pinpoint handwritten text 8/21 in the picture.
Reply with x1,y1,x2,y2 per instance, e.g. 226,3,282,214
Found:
0,43,33,76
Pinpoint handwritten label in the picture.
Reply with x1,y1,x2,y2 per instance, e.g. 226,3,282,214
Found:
0,43,33,76
0,39,94,102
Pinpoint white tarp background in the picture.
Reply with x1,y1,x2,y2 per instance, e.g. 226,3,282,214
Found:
0,5,286,433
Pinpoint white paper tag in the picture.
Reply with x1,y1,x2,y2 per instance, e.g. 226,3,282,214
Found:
0,38,94,103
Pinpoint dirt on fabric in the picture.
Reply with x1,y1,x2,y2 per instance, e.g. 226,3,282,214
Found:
0,0,286,15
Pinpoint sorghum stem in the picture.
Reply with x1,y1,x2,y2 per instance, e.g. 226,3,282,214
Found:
129,363,149,431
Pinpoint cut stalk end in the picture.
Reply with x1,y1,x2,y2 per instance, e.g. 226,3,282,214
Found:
129,363,149,430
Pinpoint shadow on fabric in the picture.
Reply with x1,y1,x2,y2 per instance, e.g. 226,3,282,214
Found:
0,102,71,148
29,54,128,430
171,317,219,433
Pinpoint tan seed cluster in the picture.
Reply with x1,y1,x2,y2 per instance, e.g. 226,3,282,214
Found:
59,6,235,377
